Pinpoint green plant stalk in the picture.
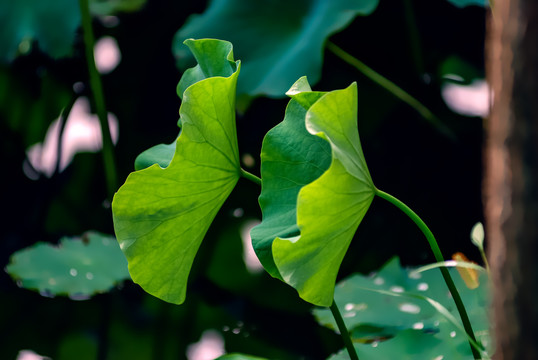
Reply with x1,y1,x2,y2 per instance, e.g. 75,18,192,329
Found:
374,188,481,359
330,301,360,360
79,0,118,200
240,168,262,185
403,0,424,75
479,247,491,274
54,93,78,176
326,41,453,139
241,169,358,359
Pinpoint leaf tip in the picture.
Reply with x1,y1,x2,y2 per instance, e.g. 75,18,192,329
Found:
286,76,312,96
470,222,485,249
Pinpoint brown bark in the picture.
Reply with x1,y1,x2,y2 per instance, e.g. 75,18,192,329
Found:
486,1,538,359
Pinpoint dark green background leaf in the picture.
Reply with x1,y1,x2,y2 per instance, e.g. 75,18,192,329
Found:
6,232,129,299
216,354,268,360
445,0,488,8
173,0,379,103
0,0,81,62
316,257,492,359
329,329,465,360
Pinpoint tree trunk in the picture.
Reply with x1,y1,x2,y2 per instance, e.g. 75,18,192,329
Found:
486,1,538,359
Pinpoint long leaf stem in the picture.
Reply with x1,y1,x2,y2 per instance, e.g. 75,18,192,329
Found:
374,188,481,359
330,301,359,360
326,41,454,139
79,0,117,200
240,168,261,185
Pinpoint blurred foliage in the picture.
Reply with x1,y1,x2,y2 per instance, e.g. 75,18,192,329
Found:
173,0,379,108
0,0,81,62
89,0,147,16
314,257,491,358
6,232,129,299
439,55,483,84
0,0,146,63
0,0,488,359
445,0,488,8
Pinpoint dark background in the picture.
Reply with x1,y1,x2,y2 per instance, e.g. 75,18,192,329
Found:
0,1,486,359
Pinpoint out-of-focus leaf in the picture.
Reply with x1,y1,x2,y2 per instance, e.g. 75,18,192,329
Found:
315,257,492,359
314,257,490,334
173,0,379,105
470,222,485,250
0,68,71,146
57,333,98,360
451,253,480,289
0,0,81,62
89,0,147,16
112,39,241,305
252,77,375,307
328,329,465,360
206,220,258,291
216,354,268,360
445,0,488,8
6,232,129,299
439,56,483,85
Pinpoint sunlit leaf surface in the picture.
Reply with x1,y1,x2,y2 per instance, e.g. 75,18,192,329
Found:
173,0,379,103
252,77,375,306
112,39,241,304
6,232,129,299
250,78,330,280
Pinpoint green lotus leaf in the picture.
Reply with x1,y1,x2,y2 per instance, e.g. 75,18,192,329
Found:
89,0,147,16
112,39,241,304
215,354,268,360
6,232,129,299
445,0,488,8
250,78,331,279
328,330,465,360
134,141,177,171
252,78,375,306
439,56,484,85
314,257,490,333
315,257,492,359
173,0,379,104
0,0,81,62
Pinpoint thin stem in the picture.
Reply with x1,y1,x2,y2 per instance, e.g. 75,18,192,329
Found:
240,168,261,186
54,93,78,176
79,0,118,200
403,0,424,75
479,247,491,274
330,301,359,360
374,188,481,359
326,41,454,139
